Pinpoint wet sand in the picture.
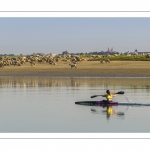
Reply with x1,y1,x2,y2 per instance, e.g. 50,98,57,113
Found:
0,61,150,77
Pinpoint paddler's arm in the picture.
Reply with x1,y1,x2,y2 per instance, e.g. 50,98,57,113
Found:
111,93,116,97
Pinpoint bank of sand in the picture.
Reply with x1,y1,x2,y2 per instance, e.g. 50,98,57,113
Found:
0,61,150,77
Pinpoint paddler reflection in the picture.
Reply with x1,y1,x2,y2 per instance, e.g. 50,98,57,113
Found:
91,105,116,118
106,106,116,119
91,105,124,119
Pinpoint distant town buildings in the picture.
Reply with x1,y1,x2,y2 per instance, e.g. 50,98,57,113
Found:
0,54,15,56
88,47,118,55
62,51,69,55
0,48,150,56
108,47,113,53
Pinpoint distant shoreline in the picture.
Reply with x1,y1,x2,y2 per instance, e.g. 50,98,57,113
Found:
0,61,150,78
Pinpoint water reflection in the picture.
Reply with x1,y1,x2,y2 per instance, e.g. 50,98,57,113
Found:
0,77,150,132
106,106,116,119
99,106,116,120
91,106,125,120
0,77,150,89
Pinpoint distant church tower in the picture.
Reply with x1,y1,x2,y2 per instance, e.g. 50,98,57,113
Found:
108,47,113,53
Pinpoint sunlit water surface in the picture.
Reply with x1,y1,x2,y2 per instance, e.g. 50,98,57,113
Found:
0,77,150,133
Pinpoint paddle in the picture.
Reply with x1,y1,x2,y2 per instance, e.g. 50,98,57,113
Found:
91,91,124,98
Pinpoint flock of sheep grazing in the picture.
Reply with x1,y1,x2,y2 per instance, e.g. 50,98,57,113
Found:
0,54,112,69
0,52,149,69
0,54,85,69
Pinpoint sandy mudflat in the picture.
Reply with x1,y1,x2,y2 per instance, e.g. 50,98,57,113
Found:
0,61,150,77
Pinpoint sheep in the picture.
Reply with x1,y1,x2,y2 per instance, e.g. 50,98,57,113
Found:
13,60,21,66
0,63,3,68
145,54,150,58
30,61,36,66
51,62,57,65
69,64,77,69
105,59,110,63
100,60,105,64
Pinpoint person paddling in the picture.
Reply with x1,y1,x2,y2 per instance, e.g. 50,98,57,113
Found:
102,90,116,102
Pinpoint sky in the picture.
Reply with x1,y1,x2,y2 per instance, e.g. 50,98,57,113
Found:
0,17,150,55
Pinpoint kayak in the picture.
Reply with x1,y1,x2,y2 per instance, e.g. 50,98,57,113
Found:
75,100,150,106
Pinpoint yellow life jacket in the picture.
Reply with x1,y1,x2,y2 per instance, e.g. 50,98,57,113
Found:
106,94,112,101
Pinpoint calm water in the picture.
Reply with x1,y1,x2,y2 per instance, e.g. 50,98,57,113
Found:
0,77,150,133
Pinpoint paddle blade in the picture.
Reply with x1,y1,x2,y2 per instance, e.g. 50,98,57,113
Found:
91,95,101,98
115,91,124,94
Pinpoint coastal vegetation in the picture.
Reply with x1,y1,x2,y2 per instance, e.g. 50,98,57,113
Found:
79,54,150,61
92,55,150,61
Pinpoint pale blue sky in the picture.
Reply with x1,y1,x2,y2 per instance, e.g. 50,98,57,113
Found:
0,18,150,55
